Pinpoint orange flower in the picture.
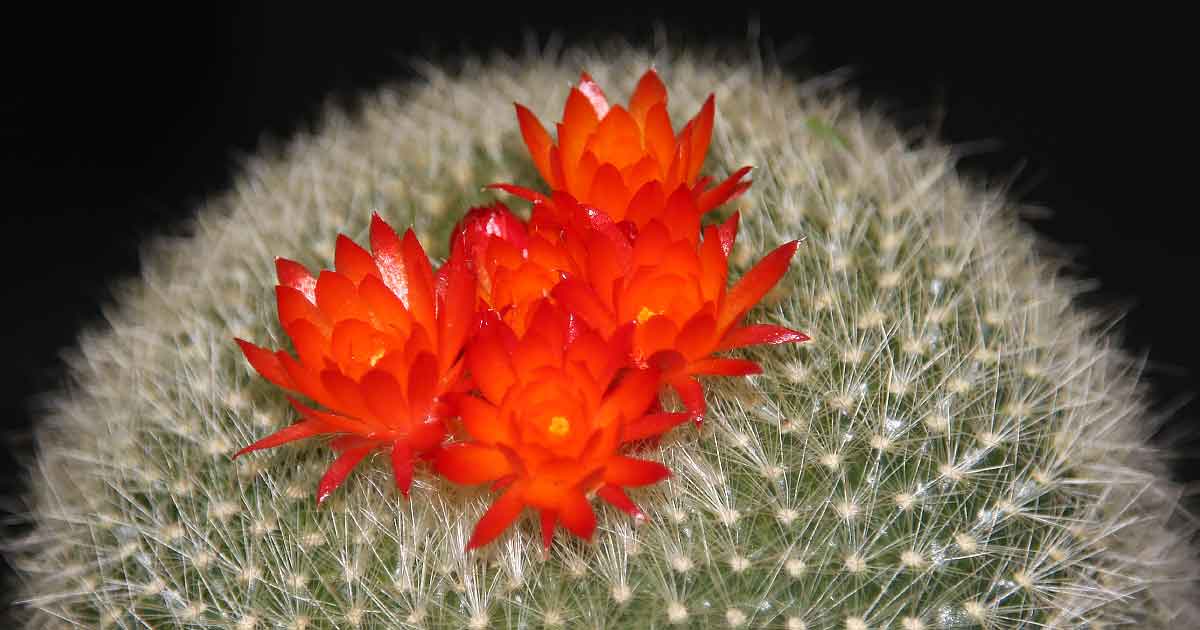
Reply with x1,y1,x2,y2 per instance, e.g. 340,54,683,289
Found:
549,201,810,420
234,213,476,503
500,68,751,229
435,301,688,550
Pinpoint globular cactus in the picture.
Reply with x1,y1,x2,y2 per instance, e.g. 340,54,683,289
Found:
6,44,1200,629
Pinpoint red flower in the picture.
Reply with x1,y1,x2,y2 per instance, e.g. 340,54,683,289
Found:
501,69,751,229
435,302,688,550
550,203,810,420
234,213,476,503
453,193,809,423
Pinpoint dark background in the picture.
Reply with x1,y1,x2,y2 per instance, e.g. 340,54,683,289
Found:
2,4,1195,610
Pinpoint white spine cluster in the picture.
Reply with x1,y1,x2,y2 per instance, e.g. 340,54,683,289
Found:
6,42,1198,628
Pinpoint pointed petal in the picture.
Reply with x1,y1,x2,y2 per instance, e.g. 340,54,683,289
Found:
275,354,336,410
717,324,810,352
316,444,375,505
401,229,437,333
675,312,718,360
643,102,675,172
623,412,690,443
358,274,413,338
315,270,365,322
277,285,329,333
438,257,476,374
276,258,317,302
284,317,331,371
721,240,799,330
286,396,369,436
391,440,413,497
551,278,617,334
233,418,326,458
696,166,753,214
557,490,597,542
597,484,645,520
689,358,762,377
459,395,511,444
235,338,296,392
629,68,667,126
436,443,513,485
595,367,660,427
606,456,671,487
335,234,381,285
466,484,526,550
670,376,707,422
587,163,631,219
320,370,373,420
577,72,610,117
683,94,715,184
370,213,409,304
587,105,643,170
467,327,518,405
539,509,557,550
560,89,600,179
361,368,410,431
515,103,557,187
407,352,439,422
487,182,552,205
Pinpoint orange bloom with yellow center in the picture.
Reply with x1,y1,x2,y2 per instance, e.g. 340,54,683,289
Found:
234,213,476,503
501,68,751,229
549,200,809,420
435,301,689,550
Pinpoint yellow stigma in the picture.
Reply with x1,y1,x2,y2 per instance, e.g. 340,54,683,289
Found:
548,415,571,436
636,306,660,324
367,348,386,367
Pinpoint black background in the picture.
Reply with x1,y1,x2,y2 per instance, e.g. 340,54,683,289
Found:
2,4,1196,611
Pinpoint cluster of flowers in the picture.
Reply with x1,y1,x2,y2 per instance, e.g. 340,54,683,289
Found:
234,70,809,550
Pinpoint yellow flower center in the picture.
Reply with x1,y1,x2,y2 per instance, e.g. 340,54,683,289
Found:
368,348,387,367
636,306,660,324
548,415,571,436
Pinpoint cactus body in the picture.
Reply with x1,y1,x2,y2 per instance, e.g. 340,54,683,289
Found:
7,46,1199,628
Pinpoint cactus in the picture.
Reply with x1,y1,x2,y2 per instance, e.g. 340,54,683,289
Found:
6,43,1199,628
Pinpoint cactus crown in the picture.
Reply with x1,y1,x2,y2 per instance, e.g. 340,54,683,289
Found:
6,44,1199,628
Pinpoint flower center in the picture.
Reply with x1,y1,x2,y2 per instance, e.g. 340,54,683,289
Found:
636,306,660,324
548,415,571,436
368,348,386,367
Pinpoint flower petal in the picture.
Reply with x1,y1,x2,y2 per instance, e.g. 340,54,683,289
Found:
233,418,326,458
539,509,557,550
316,444,375,505
459,395,510,444
335,234,381,285
717,324,810,352
370,212,408,303
391,439,413,497
606,456,670,487
276,257,316,302
361,368,409,431
515,103,557,187
436,443,513,485
623,412,690,443
557,490,596,542
235,338,295,392
466,483,526,550
597,484,645,520
628,68,667,126
670,376,706,422
720,240,799,330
